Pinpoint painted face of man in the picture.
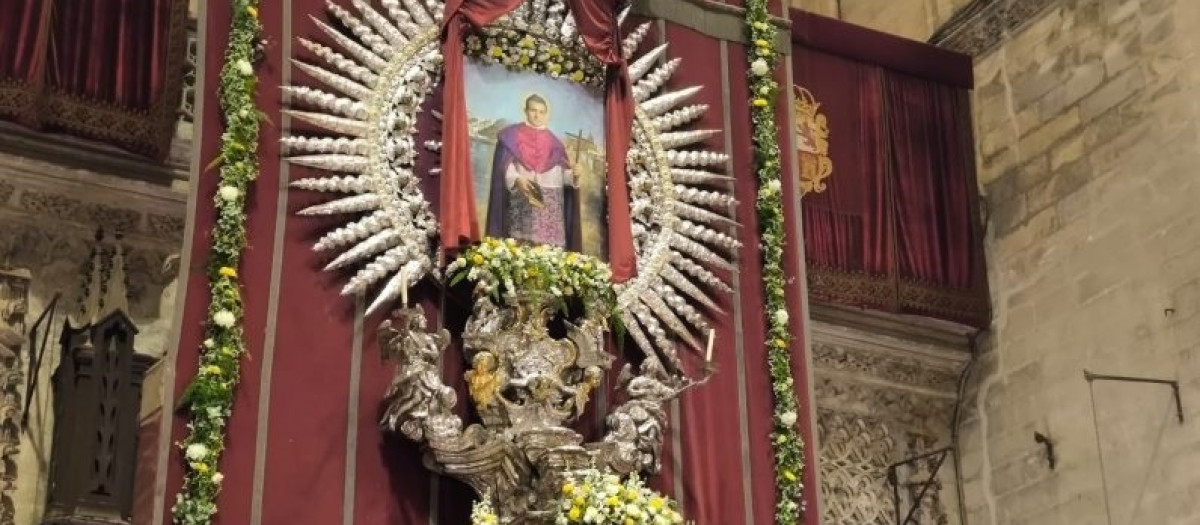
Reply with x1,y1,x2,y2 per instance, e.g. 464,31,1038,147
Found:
524,100,549,128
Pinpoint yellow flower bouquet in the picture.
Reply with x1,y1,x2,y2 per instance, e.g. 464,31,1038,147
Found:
555,470,685,525
447,237,616,319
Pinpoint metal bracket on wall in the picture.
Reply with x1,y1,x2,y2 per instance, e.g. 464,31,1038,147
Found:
1084,370,1185,424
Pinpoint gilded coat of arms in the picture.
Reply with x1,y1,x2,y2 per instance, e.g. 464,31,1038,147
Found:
794,86,833,194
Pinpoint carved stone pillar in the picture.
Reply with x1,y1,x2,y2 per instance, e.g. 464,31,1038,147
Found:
0,269,30,525
811,305,973,525
42,311,155,525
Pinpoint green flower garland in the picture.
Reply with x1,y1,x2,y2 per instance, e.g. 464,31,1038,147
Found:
171,1,261,523
744,4,806,524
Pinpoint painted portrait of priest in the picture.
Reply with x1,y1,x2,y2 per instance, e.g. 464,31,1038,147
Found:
486,94,581,251
465,59,608,259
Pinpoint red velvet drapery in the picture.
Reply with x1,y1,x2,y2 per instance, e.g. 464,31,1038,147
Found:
438,0,637,280
792,16,989,327
0,0,188,160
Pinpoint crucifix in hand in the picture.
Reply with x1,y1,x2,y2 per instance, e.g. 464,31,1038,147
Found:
565,129,587,185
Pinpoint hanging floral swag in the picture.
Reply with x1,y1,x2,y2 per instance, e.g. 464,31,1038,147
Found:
744,2,806,524
171,1,262,523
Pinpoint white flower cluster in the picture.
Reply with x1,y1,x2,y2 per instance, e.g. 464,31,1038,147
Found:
465,29,604,86
448,238,616,316
555,470,685,525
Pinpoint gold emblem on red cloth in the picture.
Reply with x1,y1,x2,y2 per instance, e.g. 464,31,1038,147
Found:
794,85,833,195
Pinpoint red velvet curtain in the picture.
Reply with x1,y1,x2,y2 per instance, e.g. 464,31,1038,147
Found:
885,73,980,290
794,48,989,327
0,0,187,160
438,0,637,280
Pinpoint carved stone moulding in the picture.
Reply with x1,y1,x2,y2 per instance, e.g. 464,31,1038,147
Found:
929,0,1062,57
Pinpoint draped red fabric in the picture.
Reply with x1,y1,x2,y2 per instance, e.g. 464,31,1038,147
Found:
565,0,637,281
439,0,637,281
438,0,526,248
0,0,186,159
793,41,989,326
0,0,49,84
884,73,980,289
795,50,890,278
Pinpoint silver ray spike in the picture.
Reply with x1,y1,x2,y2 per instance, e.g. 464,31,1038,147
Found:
617,5,630,25
670,235,735,270
287,154,369,173
381,0,421,39
559,11,577,45
285,110,369,136
352,0,406,46
675,185,737,209
312,18,388,72
290,175,372,194
281,86,366,119
673,201,738,227
325,2,393,58
657,285,711,332
343,245,409,294
314,210,391,251
670,168,733,186
402,0,433,26
423,0,444,23
662,266,722,312
671,255,734,293
640,86,703,117
622,311,657,360
324,229,402,270
291,60,373,100
297,38,379,85
365,272,405,315
634,58,682,101
298,194,382,216
366,260,427,316
280,135,367,155
666,150,729,168
658,129,721,149
632,304,682,371
652,104,708,131
622,22,652,60
641,293,702,351
678,220,740,251
628,44,668,82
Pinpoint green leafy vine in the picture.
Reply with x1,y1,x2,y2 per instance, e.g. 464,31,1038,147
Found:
171,1,261,523
744,3,806,524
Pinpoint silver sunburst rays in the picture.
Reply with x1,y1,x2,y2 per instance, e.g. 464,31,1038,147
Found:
284,0,739,371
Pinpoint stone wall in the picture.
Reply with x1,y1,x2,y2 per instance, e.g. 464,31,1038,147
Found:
0,150,186,525
789,0,973,41
963,0,1200,523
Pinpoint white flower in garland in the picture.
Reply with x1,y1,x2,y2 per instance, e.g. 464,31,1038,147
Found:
218,186,241,201
779,411,797,426
235,59,253,76
751,58,770,76
211,472,225,484
185,443,209,461
774,309,789,325
213,310,236,328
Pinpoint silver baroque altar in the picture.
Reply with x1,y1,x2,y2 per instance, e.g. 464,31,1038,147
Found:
378,297,701,523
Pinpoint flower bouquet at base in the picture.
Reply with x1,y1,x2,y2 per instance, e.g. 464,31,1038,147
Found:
555,469,685,525
447,237,617,320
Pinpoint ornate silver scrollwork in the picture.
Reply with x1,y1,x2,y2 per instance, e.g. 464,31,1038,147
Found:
379,295,705,522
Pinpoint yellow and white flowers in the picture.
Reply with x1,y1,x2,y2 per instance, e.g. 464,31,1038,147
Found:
556,470,684,525
448,238,616,318
465,29,604,86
